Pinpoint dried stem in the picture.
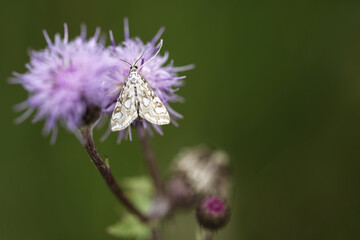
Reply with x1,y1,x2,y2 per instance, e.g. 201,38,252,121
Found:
137,126,164,195
81,125,149,223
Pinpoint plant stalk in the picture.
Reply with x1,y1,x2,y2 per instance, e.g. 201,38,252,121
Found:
81,125,149,223
137,126,164,195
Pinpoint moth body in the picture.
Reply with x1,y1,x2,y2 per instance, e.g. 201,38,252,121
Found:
110,39,170,132
111,67,170,132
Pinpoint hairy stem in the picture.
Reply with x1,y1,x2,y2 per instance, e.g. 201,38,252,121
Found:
137,126,164,195
81,125,149,223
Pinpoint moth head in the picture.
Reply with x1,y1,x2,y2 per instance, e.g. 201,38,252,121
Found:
130,65,138,73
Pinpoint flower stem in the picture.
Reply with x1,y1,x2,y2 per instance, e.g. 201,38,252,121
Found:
196,227,214,240
151,228,160,240
81,125,149,223
137,126,164,195
204,231,214,240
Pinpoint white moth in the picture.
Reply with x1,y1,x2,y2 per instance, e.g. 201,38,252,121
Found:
110,39,170,132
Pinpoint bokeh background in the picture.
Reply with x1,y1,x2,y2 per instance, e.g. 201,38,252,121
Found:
1,0,360,239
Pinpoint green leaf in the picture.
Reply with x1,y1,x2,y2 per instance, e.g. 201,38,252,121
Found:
122,176,153,196
107,176,155,239
107,214,151,240
122,176,154,212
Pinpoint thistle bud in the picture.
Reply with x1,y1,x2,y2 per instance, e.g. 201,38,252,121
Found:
196,196,230,230
173,145,231,198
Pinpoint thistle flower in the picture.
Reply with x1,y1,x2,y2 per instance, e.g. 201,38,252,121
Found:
12,24,117,143
102,18,194,142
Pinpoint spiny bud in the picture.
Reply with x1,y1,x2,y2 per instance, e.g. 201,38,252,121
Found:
196,196,230,230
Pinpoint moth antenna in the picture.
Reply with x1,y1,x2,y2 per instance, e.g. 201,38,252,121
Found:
133,50,146,67
138,39,163,70
116,57,132,66
98,44,132,66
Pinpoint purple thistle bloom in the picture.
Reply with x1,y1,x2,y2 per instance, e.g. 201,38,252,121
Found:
102,18,194,143
203,197,227,216
12,24,118,143
196,196,230,230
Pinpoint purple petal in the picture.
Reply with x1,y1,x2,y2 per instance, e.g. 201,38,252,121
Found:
93,27,101,41
63,23,68,44
152,124,164,135
151,27,165,46
14,108,34,124
109,30,116,47
124,18,130,40
50,125,58,145
100,125,112,142
173,64,196,72
42,30,53,47
81,24,87,40
128,127,133,141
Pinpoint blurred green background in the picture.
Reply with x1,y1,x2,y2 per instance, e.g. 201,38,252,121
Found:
1,0,360,239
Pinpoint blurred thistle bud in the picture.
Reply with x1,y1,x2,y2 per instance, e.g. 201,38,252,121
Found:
173,145,231,199
165,176,195,208
196,196,230,230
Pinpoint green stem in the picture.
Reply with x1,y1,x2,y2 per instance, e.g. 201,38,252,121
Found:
196,227,214,240
204,231,214,240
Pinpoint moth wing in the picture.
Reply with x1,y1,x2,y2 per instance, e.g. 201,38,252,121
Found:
111,81,138,131
137,76,170,125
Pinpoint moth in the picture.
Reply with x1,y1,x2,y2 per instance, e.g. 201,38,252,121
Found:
110,39,170,131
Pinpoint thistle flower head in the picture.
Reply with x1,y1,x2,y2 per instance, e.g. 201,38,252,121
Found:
12,24,117,142
102,18,194,143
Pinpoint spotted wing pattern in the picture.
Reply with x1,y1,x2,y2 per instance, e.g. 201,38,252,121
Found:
111,80,138,131
137,75,170,125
